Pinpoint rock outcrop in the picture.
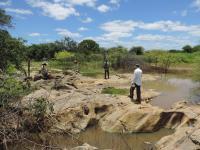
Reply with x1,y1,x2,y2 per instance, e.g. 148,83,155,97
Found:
21,72,200,149
155,102,200,150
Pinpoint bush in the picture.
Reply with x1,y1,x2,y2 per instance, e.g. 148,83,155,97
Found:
55,51,74,60
129,46,145,55
0,76,29,107
29,98,54,119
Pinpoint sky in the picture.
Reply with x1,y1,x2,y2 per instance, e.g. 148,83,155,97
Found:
1,0,200,50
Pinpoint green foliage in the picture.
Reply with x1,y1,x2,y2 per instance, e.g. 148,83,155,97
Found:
102,87,128,95
0,8,12,28
80,61,104,77
193,45,200,52
30,98,54,119
0,76,28,107
145,50,182,73
27,43,60,61
55,37,77,52
55,51,74,60
78,39,100,54
129,46,145,55
182,45,193,53
0,30,26,71
108,46,128,63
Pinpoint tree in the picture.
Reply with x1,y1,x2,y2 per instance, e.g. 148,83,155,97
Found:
193,45,200,52
0,8,12,28
129,46,144,55
0,30,26,71
27,43,60,60
108,46,128,64
182,45,193,53
78,39,100,54
55,37,77,52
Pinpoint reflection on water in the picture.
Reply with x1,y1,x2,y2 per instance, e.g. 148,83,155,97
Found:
48,127,173,150
143,75,200,109
10,127,173,150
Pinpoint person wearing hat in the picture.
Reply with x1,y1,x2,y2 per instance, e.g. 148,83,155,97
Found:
40,62,49,80
129,64,142,104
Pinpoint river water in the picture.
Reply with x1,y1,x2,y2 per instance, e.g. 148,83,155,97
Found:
143,74,200,109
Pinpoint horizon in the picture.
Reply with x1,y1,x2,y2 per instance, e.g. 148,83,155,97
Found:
1,0,200,50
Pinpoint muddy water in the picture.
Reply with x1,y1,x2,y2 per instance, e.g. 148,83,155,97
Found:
143,75,200,109
46,127,173,150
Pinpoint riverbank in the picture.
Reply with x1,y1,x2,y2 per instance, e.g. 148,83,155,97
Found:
5,71,198,149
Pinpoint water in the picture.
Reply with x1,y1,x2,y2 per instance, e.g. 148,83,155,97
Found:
42,127,173,150
143,75,200,109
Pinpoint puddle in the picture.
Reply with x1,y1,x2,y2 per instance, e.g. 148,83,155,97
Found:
143,75,200,109
12,127,172,150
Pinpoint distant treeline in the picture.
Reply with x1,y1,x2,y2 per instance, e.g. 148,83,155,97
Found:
1,8,200,73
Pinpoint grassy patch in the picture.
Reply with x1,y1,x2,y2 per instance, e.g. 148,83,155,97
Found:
102,87,128,95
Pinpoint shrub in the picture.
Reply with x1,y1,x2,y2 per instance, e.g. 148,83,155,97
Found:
29,98,54,119
0,76,28,107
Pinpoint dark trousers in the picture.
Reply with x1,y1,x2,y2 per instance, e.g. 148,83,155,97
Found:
130,83,141,103
104,70,109,79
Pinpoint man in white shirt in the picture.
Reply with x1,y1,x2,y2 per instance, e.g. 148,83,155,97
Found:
129,64,142,104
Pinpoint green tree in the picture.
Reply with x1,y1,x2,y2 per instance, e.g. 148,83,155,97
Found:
55,37,77,52
129,46,144,55
193,45,200,52
0,8,12,28
182,45,193,53
0,30,26,71
78,39,100,54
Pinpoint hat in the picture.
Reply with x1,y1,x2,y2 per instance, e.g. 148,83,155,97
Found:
135,64,140,67
42,62,47,65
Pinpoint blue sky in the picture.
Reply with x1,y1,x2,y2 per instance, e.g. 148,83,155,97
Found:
1,0,200,50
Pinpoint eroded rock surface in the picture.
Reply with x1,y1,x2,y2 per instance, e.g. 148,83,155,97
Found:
21,72,200,149
156,102,200,150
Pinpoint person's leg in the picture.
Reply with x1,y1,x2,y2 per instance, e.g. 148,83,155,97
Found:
104,70,106,79
136,84,141,103
107,70,110,79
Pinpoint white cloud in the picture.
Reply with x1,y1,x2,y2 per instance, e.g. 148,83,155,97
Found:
135,34,189,44
81,17,93,23
29,33,41,37
53,0,97,7
78,27,88,31
56,28,81,38
193,0,200,11
0,0,11,6
67,0,96,7
5,8,33,15
93,20,200,49
27,0,79,20
133,34,195,50
100,20,138,41
181,10,188,17
29,32,47,37
110,0,121,7
97,4,110,13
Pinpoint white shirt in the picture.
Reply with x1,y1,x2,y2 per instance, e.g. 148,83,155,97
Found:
132,68,142,86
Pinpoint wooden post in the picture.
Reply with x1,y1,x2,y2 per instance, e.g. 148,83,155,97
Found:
28,59,31,77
